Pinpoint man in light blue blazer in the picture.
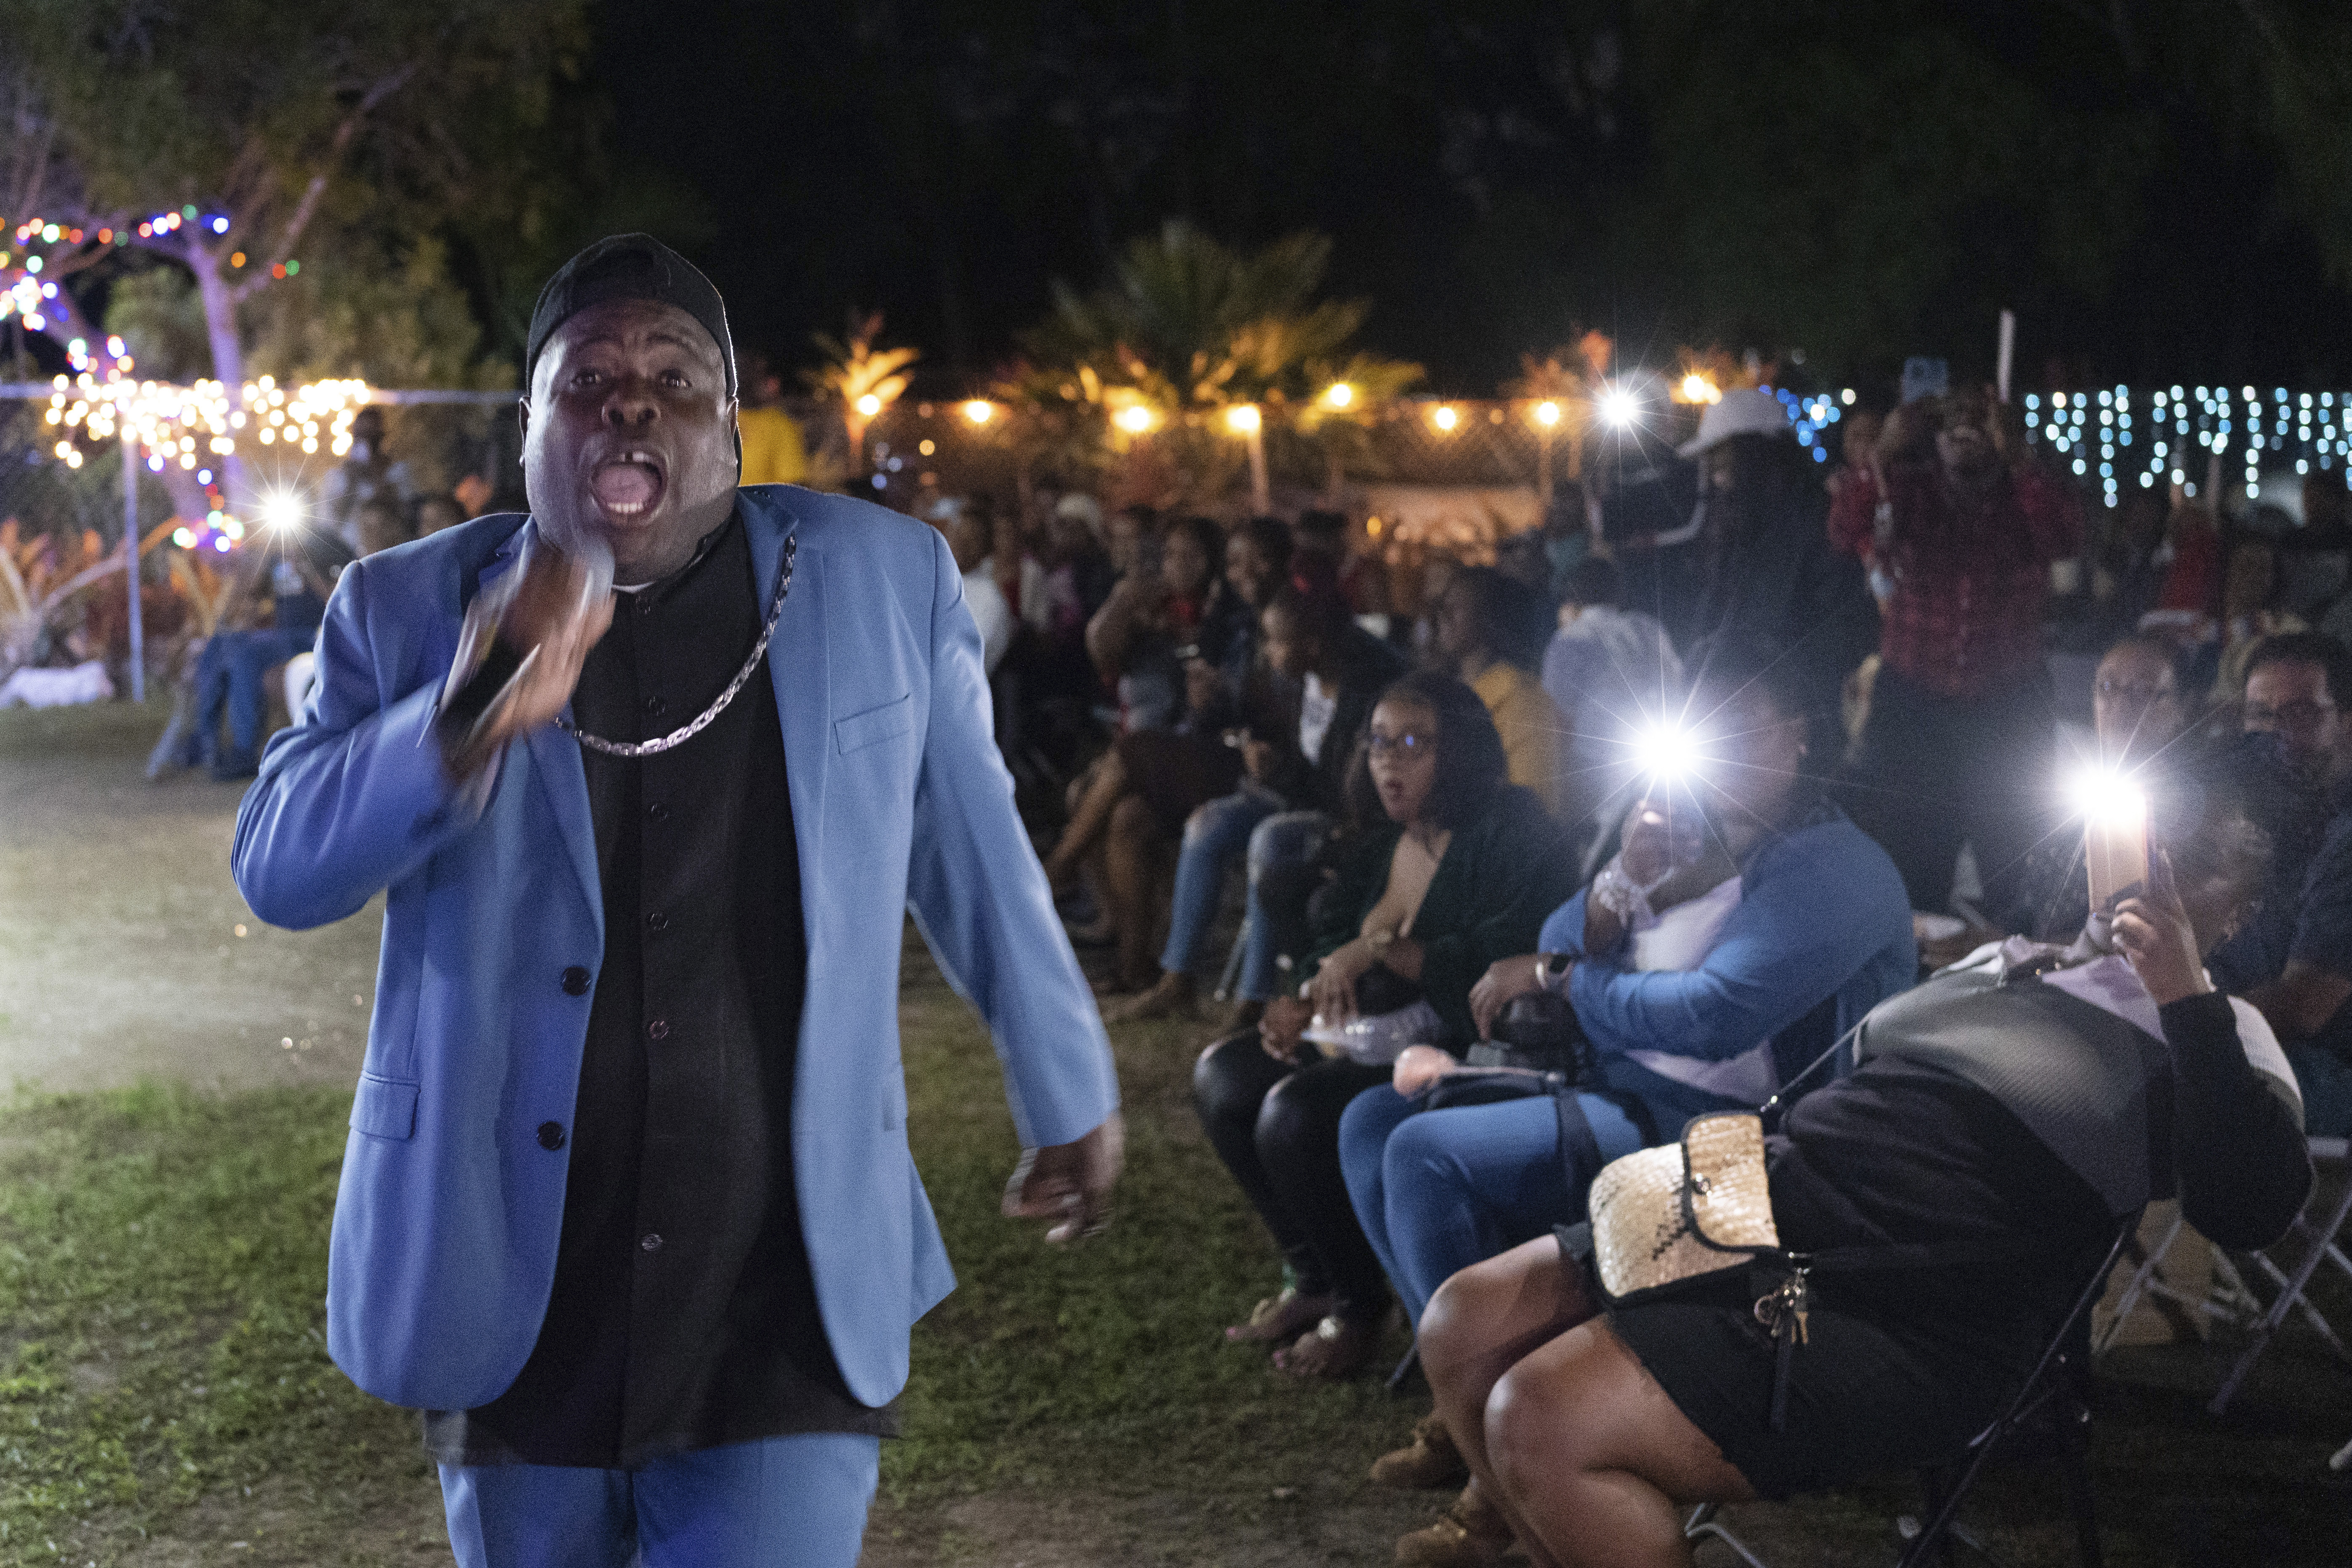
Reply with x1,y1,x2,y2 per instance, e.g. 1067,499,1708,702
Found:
233,236,1121,1567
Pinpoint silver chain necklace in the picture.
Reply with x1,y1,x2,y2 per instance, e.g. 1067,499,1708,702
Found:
559,535,796,758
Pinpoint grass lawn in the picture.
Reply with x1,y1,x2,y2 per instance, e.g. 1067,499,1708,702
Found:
4,700,2350,1565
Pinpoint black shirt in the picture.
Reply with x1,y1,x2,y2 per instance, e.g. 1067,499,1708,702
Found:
426,512,895,1466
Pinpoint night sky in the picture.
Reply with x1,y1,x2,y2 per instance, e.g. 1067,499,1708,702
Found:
589,2,2352,398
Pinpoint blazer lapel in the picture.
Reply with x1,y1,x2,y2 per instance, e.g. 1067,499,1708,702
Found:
748,493,828,879
480,523,602,933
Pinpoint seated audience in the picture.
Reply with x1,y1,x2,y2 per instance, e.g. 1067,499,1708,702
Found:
1983,633,2195,949
187,521,354,778
1408,788,2309,1568
415,492,466,539
1041,518,1288,1008
2211,632,2352,1136
1433,565,1569,815
926,496,1016,675
1541,557,1682,830
1339,644,1913,1488
1194,672,1575,1381
1144,587,1407,1025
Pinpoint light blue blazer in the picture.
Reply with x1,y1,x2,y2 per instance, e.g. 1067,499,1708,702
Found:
232,485,1118,1413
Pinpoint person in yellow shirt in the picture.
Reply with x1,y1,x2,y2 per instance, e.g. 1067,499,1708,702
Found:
735,353,811,485
1432,565,1570,816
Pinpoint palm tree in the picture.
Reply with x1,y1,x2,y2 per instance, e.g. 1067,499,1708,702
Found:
805,312,920,471
1003,221,1420,507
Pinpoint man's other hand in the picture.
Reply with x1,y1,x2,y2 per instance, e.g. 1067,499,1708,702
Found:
483,547,615,751
1003,1113,1125,1243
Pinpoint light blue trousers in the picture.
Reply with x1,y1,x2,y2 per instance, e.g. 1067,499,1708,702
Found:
1339,1084,1645,1326
439,1432,879,1568
1159,785,1328,1000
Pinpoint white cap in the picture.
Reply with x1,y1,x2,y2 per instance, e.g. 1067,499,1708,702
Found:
1677,388,1794,459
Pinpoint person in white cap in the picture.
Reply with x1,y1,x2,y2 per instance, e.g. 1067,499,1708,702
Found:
1673,388,1877,736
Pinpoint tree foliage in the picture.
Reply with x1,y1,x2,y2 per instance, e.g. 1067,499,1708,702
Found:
1002,221,1421,504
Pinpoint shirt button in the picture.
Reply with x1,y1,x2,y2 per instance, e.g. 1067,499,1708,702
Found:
647,802,670,821
537,1121,566,1150
640,1233,663,1252
647,1018,669,1041
637,597,656,618
645,910,669,932
560,966,592,996
644,696,667,718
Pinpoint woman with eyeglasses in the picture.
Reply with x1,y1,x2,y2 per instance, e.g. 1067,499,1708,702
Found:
1195,670,1578,1380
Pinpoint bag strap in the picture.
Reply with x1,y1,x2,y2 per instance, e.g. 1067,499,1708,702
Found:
1755,1010,1872,1125
1556,1083,1605,1192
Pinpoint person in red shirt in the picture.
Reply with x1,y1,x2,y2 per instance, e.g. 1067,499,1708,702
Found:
1829,386,2084,911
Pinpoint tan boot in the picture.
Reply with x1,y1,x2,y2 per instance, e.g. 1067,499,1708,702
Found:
1371,1411,1470,1490
1394,1484,1512,1567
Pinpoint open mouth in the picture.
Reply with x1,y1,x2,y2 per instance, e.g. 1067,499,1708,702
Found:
589,448,667,520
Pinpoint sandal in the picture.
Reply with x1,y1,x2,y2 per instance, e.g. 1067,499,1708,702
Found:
1394,1484,1512,1568
1272,1313,1379,1380
1371,1411,1469,1490
1224,1286,1334,1344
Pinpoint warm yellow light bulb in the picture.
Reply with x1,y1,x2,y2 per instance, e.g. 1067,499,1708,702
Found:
962,399,994,424
1535,400,1561,427
1227,403,1262,434
1434,405,1459,431
855,393,883,417
1324,382,1354,408
1116,405,1155,434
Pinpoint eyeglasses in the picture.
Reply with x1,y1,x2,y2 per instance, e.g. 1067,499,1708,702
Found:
2245,700,2336,728
1366,732,1433,757
2096,680,2177,703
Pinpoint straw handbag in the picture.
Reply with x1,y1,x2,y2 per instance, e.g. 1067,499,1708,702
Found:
1585,1110,1781,1300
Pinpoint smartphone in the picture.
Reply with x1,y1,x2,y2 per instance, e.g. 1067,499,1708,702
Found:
2085,802,2149,911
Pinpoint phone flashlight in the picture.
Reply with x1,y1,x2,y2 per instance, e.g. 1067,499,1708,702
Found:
2071,767,2149,909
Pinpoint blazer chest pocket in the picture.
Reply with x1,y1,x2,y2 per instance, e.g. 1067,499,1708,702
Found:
835,692,914,755
350,1072,420,1141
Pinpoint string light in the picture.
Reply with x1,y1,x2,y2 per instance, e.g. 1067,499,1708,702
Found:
1432,404,1459,431
961,399,994,424
1114,404,1155,434
1533,400,1561,427
1226,403,1262,434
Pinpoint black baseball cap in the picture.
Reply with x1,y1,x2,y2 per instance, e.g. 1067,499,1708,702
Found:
524,234,736,399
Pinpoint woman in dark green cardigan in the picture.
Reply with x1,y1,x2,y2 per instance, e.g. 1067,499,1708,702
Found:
1195,670,1578,1380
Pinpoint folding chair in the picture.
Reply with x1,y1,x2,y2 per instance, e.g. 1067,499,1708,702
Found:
1683,1218,2133,1568
2209,1136,2352,1415
2092,1205,2264,1356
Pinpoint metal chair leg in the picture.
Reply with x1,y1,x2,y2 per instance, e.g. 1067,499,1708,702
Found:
1684,1503,1773,1568
2212,1175,2352,1414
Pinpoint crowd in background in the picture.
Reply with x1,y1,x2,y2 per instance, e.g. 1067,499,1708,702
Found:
117,365,2342,1560
899,376,2337,1564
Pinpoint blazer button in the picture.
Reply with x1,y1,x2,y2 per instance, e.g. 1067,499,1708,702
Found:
644,696,667,718
561,966,592,996
647,801,670,821
647,1018,669,1041
537,1121,566,1150
645,910,669,932
640,1232,663,1252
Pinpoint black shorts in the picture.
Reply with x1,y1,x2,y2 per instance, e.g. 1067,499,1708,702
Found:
1563,1232,2045,1500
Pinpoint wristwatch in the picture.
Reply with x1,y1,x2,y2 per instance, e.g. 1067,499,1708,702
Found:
1533,952,1572,991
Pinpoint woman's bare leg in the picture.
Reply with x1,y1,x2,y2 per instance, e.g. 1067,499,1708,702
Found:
1484,1319,1756,1568
1419,1237,1596,1567
1103,793,1165,991
1044,751,1128,888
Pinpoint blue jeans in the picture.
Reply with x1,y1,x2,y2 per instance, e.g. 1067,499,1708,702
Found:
1159,787,1329,1001
439,1432,879,1568
192,626,308,771
1339,1083,1645,1326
